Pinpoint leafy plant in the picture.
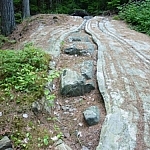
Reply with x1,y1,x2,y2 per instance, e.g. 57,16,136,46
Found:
48,70,61,82
38,135,49,147
44,70,61,108
108,0,120,10
0,43,50,95
118,0,150,35
15,11,22,24
0,43,64,150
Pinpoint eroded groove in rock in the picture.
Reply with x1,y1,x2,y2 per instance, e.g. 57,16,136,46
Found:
47,16,84,57
85,17,150,150
51,16,106,150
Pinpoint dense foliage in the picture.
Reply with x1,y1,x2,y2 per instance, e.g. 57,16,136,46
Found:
119,0,150,35
0,44,64,149
1,0,149,37
0,43,50,94
13,0,130,17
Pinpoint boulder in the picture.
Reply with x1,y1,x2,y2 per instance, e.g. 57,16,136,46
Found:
83,106,100,126
64,42,94,56
60,68,95,97
84,80,95,93
61,69,85,96
71,10,89,18
80,60,94,80
0,136,12,150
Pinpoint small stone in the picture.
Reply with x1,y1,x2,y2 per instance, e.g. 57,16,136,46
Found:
63,131,70,138
54,111,59,116
70,113,74,116
65,100,69,103
0,112,2,117
32,101,41,115
49,61,56,69
0,136,12,149
77,131,82,137
51,136,58,141
23,138,29,143
78,122,83,126
83,106,100,126
52,84,56,90
81,146,89,150
63,112,69,115
23,114,28,118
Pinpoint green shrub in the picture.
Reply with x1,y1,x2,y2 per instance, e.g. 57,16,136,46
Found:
118,0,150,35
0,43,50,93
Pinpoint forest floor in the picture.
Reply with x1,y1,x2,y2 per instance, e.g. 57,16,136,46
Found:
1,14,150,150
1,14,106,150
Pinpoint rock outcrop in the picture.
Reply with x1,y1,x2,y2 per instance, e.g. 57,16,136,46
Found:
85,16,150,150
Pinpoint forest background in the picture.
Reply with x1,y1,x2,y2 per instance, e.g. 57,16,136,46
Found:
0,0,150,37
0,0,150,149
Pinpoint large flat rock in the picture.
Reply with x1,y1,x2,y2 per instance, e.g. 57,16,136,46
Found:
85,17,150,150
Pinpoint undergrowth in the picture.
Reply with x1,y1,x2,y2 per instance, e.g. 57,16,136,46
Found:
0,43,50,94
0,34,16,48
0,43,62,149
118,0,150,36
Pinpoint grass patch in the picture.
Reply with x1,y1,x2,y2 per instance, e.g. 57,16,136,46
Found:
0,43,62,149
118,0,150,36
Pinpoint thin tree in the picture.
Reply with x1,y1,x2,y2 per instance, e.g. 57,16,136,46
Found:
22,0,30,19
0,0,16,36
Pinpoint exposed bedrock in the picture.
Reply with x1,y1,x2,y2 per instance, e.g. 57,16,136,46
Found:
85,17,150,150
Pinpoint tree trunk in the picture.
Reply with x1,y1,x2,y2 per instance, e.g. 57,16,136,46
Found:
22,0,30,19
0,0,16,36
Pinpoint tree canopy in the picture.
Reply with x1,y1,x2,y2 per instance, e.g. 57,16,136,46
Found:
0,0,149,36
13,0,132,16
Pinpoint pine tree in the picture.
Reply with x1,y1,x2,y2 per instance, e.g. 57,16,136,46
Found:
0,0,16,36
22,0,30,19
